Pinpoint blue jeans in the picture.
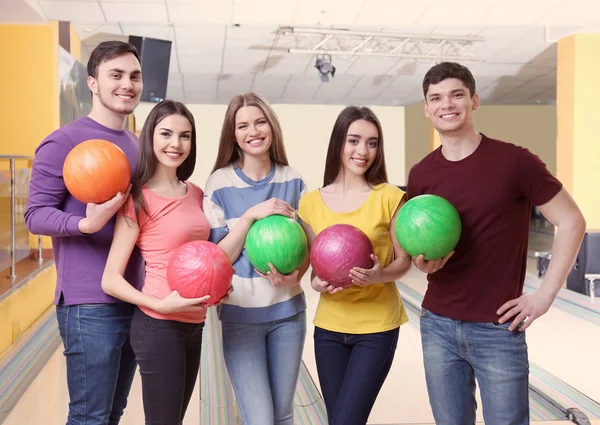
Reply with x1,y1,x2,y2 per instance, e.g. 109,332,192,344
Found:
420,308,530,425
56,302,137,425
314,326,399,425
221,310,306,425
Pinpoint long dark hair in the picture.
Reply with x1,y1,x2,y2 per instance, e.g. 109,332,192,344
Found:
130,100,197,222
211,92,288,173
322,106,388,187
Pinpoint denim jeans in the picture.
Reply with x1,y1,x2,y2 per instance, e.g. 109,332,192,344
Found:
313,326,399,425
56,302,137,425
221,310,306,425
420,308,530,425
130,307,205,425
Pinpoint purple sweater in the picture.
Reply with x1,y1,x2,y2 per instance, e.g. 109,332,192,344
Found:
25,117,145,305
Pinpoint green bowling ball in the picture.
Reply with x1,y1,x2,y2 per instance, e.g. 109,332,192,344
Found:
245,214,308,275
395,194,461,260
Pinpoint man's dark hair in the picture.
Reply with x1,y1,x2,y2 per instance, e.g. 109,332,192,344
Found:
87,41,140,79
422,61,476,99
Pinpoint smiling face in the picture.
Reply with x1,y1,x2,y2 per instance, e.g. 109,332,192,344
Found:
341,119,379,177
234,105,273,160
152,114,193,172
88,52,142,116
424,77,479,135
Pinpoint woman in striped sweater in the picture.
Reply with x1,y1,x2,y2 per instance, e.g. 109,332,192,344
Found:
203,92,309,425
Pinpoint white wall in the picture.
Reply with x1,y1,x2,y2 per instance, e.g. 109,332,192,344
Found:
134,102,406,192
404,102,431,183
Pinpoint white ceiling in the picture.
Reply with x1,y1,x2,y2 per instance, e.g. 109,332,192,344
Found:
5,0,600,106
0,0,46,24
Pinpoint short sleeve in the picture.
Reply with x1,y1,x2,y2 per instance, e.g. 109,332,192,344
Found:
186,182,204,208
516,148,562,206
406,165,420,200
297,190,312,228
121,194,149,228
384,184,405,219
203,174,230,244
299,177,308,200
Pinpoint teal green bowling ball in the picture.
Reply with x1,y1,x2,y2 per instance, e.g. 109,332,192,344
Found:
395,194,461,260
245,214,308,275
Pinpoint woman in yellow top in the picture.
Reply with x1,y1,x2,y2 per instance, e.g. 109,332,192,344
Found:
298,106,411,425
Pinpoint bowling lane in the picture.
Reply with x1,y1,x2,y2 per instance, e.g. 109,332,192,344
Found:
299,275,485,424
8,269,596,425
400,268,600,409
1,343,201,425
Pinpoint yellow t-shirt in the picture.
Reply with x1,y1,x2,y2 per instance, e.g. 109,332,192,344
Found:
298,183,409,334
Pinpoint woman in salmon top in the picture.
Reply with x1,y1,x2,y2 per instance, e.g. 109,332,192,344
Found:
102,100,217,425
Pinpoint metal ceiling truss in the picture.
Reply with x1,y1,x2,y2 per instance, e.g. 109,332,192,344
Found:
278,27,485,61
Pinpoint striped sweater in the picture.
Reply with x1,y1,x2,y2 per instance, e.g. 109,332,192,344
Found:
203,163,307,324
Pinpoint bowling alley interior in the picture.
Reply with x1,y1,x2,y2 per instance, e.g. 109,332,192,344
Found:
1,1,599,424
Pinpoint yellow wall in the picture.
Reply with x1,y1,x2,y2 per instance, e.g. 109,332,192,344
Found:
0,23,59,157
134,102,407,190
0,23,60,251
557,36,575,195
0,266,56,356
69,24,81,62
557,34,600,229
431,125,441,151
0,23,61,360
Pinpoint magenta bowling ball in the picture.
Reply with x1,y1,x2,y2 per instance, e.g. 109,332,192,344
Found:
310,224,374,288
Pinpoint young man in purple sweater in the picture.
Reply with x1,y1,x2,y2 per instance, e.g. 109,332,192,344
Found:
407,62,586,425
25,41,145,425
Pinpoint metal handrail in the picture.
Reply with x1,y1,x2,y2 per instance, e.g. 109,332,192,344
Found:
1,155,34,280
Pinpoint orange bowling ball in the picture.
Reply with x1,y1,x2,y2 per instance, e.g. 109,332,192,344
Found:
63,139,131,204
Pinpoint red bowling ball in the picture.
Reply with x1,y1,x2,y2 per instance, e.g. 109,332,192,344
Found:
310,224,374,288
167,240,233,306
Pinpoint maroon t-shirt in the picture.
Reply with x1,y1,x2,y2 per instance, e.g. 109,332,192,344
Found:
406,134,562,322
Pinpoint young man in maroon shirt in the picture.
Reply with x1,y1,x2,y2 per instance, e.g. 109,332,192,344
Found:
407,61,586,425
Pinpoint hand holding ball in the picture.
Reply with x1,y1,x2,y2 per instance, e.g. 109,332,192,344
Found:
310,224,374,288
167,240,234,307
63,139,131,204
245,215,308,275
394,194,461,260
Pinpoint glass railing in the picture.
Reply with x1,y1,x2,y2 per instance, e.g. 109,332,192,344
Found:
0,155,44,282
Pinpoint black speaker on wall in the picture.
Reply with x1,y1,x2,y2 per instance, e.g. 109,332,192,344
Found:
566,231,600,297
128,35,172,103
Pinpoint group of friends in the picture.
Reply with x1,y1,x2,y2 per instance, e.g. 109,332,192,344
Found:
25,40,586,425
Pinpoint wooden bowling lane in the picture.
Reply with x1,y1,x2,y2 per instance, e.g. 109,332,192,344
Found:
5,341,600,425
1,344,202,425
400,268,600,419
4,269,598,425
300,276,454,424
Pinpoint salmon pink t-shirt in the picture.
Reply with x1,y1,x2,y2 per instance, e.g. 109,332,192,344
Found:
122,181,210,323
